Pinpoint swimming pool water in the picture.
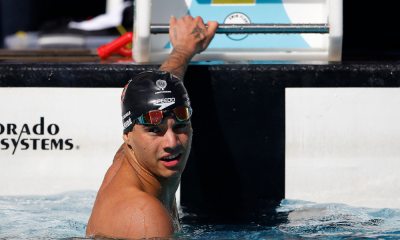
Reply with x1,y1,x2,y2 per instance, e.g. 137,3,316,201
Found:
1,191,400,239
0,191,93,239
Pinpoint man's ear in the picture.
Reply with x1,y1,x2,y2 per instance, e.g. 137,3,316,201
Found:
123,132,130,143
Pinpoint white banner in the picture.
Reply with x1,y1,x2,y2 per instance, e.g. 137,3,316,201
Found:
286,88,400,208
0,88,123,195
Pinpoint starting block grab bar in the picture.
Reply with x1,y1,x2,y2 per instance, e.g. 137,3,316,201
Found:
133,0,343,63
151,24,330,34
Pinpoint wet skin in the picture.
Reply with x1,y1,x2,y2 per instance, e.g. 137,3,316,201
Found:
86,15,218,239
86,117,193,238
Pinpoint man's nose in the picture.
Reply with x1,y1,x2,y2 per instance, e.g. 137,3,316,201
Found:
162,127,180,150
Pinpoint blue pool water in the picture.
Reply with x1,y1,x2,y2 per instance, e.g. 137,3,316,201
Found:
1,191,400,239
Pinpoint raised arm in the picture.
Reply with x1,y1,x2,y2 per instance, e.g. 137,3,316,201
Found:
159,15,218,81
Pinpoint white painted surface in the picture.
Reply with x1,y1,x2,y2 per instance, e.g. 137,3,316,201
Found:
286,88,400,208
0,88,122,195
106,0,124,13
328,0,343,61
38,36,85,46
133,0,152,62
282,0,328,49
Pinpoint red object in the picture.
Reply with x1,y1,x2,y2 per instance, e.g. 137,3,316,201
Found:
114,46,132,57
97,32,133,59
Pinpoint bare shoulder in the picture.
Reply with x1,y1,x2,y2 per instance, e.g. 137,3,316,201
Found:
97,143,126,194
87,191,174,239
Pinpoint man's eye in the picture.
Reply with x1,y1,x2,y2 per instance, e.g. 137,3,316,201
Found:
147,127,160,133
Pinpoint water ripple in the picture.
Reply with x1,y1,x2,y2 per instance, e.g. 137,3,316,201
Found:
1,192,400,239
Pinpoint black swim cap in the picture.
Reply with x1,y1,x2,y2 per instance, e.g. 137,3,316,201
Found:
121,70,191,134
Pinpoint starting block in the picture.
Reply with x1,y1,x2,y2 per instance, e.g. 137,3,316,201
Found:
133,0,342,62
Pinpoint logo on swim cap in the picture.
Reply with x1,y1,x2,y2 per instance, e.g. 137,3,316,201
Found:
154,98,175,110
122,111,131,120
155,79,171,94
156,80,167,91
123,118,133,130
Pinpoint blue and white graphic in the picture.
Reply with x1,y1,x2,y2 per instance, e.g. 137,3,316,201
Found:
163,0,310,49
136,0,341,62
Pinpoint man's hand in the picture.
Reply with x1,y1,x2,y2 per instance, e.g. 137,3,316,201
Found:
169,15,218,56
159,15,218,81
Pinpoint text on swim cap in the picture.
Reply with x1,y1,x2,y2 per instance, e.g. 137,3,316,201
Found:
123,118,133,130
155,98,175,104
154,98,176,110
122,111,131,120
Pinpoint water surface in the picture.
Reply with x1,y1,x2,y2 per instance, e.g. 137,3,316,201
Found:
1,191,400,239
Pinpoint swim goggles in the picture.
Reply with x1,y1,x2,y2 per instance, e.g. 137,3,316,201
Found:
135,107,193,125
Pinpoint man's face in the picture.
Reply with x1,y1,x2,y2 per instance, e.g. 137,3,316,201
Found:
124,116,193,179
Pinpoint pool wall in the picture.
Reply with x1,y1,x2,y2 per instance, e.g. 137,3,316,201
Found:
1,62,400,211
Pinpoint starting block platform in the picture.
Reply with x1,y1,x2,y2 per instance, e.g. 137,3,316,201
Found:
133,0,342,62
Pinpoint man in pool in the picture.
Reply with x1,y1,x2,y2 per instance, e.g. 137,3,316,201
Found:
86,15,218,239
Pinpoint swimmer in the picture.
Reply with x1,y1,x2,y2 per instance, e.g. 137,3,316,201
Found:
86,15,218,239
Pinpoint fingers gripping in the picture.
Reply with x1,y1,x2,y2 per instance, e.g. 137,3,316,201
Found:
195,16,207,41
204,20,219,48
206,21,219,37
193,17,218,51
169,15,218,55
186,14,194,21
